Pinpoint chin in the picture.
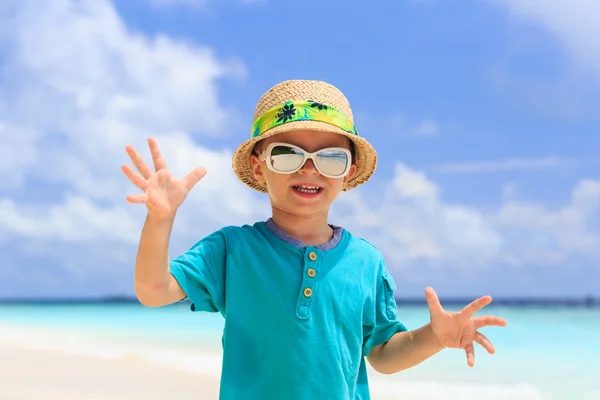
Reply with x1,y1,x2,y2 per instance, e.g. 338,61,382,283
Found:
270,194,330,218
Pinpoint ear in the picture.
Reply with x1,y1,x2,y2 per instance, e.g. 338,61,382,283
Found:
343,163,357,185
250,153,266,185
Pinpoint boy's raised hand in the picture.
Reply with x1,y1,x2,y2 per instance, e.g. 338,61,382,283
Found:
122,137,207,219
425,287,507,368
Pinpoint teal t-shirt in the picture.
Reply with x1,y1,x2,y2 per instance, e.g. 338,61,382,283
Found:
169,221,407,399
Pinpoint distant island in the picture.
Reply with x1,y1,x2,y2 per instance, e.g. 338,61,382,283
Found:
0,295,598,308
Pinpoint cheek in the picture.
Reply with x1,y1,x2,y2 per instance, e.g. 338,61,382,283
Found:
328,178,345,191
263,170,288,194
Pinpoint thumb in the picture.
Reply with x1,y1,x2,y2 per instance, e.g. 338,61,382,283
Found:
185,167,208,190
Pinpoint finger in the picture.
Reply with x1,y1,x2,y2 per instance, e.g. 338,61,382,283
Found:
148,137,168,172
125,145,153,179
121,164,147,190
465,343,475,367
461,295,492,318
125,193,148,204
185,167,207,191
424,287,443,316
473,315,507,329
474,331,495,354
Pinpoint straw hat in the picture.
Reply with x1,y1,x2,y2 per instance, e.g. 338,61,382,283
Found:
232,79,377,193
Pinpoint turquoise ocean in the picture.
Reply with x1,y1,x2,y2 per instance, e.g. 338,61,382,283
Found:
0,301,598,400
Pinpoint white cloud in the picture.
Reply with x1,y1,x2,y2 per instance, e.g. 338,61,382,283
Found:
393,164,438,200
493,0,600,75
0,0,598,298
332,165,504,270
332,163,600,272
487,1,600,122
0,0,248,200
0,196,140,244
432,156,575,174
0,0,265,285
490,179,600,265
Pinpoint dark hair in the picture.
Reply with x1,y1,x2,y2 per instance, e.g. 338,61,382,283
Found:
348,139,356,160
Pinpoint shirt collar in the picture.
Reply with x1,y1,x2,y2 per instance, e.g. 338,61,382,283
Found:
264,218,343,251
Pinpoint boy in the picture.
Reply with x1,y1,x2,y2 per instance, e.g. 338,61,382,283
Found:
122,80,507,399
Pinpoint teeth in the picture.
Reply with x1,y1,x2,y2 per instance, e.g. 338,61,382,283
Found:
294,185,320,194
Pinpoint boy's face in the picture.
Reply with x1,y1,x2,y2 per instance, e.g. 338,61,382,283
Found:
250,129,357,218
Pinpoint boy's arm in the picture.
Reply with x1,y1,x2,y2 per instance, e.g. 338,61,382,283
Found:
133,212,185,307
122,137,209,308
367,323,444,374
368,288,507,374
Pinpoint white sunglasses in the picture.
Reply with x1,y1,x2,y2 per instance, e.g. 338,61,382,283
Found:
258,142,352,178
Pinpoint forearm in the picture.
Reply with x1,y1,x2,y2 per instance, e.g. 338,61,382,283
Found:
368,323,444,374
133,212,176,304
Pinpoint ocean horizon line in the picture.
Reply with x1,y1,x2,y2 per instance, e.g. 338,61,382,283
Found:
0,295,597,308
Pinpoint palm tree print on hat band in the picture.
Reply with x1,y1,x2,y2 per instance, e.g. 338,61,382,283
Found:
250,100,359,139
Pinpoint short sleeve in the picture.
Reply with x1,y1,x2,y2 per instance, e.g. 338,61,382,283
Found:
362,267,408,356
169,229,227,313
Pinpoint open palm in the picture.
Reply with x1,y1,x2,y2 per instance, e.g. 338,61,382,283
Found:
121,137,207,219
425,287,507,367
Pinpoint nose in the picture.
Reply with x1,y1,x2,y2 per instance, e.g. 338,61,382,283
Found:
298,158,319,175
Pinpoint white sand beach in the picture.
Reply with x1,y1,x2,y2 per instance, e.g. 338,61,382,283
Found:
0,340,548,400
0,342,221,400
0,314,561,400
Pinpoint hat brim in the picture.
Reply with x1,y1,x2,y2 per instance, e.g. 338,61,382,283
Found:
232,120,377,193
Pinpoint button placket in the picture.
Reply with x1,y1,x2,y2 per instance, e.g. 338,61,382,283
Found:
295,248,320,320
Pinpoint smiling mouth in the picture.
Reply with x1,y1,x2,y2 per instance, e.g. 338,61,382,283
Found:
292,185,323,195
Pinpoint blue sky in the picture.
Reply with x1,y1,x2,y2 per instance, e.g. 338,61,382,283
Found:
0,0,598,299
